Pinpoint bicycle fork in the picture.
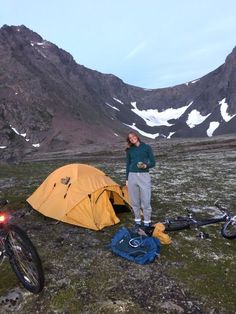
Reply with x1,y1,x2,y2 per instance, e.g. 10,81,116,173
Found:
0,236,7,265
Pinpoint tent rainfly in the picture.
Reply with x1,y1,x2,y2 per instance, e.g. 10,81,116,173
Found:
27,164,130,230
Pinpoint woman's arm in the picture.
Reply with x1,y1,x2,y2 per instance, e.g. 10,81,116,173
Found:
147,145,156,168
126,150,131,180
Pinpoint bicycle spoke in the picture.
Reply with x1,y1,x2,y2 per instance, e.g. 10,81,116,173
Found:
8,230,40,287
221,218,236,239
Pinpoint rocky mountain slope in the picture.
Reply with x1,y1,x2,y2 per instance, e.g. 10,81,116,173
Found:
0,24,236,158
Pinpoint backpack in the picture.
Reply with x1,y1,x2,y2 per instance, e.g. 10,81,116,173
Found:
110,227,161,265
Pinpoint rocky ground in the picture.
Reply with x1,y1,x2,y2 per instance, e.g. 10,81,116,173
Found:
0,135,236,313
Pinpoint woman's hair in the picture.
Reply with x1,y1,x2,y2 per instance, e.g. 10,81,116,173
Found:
126,131,141,150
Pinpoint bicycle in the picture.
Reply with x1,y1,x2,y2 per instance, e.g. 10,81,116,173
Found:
162,201,236,239
0,200,44,293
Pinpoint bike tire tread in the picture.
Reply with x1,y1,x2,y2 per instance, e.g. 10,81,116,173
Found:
5,224,44,294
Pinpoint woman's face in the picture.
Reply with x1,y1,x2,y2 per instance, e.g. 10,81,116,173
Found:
128,133,139,145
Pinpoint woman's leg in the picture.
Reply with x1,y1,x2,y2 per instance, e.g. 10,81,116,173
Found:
128,173,141,224
139,173,152,225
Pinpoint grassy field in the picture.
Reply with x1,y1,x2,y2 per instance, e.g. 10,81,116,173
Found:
0,136,235,313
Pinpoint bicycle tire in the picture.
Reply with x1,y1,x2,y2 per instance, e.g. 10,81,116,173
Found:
221,220,236,239
164,217,191,232
5,224,44,293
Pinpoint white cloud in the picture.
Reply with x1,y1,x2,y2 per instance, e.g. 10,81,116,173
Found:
124,41,147,60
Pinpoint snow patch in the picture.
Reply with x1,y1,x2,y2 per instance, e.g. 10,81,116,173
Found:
32,143,40,148
0,146,7,149
167,132,176,139
105,102,120,111
113,97,124,104
123,122,159,139
207,121,220,137
130,101,192,127
31,41,46,47
35,48,47,58
186,109,210,128
219,98,236,122
114,133,119,137
191,79,200,84
10,125,30,142
185,79,200,86
10,125,20,136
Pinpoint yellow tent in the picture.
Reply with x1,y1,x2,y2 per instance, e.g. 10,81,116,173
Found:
27,164,130,230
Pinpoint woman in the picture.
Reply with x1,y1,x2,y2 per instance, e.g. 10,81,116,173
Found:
126,131,156,231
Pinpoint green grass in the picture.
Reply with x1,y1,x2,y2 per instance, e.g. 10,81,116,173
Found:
0,263,19,295
161,230,236,313
51,285,83,313
0,140,235,313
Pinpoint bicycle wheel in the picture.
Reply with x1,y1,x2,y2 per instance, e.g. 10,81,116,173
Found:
221,219,236,239
164,217,191,232
5,224,44,293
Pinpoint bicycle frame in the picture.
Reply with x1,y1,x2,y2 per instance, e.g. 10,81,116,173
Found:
185,211,229,228
162,201,236,239
0,214,9,266
0,202,12,263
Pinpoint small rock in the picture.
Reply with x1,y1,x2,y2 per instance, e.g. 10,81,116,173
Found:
0,290,22,312
161,301,185,313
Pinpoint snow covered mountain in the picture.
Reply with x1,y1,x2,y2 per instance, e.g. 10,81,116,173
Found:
0,24,236,156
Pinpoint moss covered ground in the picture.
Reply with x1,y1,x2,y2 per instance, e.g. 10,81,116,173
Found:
0,136,235,313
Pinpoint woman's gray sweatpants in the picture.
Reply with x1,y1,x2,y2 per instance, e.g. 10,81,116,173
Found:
128,172,152,224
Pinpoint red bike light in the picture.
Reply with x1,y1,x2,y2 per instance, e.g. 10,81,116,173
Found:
0,214,6,223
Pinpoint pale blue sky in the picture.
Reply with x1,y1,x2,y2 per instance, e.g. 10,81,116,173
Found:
1,0,236,88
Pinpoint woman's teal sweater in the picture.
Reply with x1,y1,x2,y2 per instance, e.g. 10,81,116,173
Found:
126,142,156,180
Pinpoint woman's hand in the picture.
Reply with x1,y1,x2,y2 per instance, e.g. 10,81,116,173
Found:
137,162,147,169
126,180,128,186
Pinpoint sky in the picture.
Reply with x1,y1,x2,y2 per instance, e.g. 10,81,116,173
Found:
1,0,236,88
